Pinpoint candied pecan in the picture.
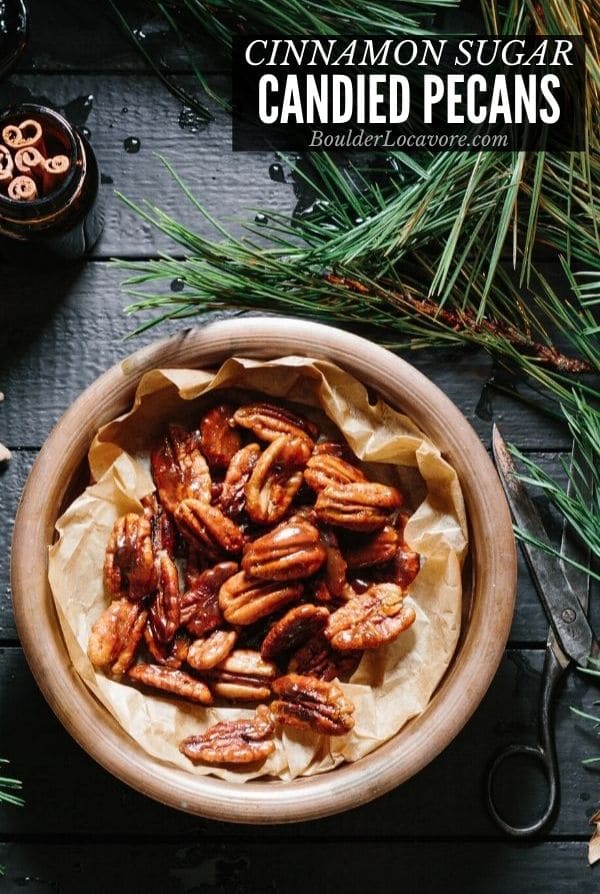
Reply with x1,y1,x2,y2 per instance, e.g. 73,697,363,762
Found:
242,520,326,581
141,494,177,556
233,402,317,445
200,403,242,470
304,453,366,493
144,625,189,669
148,551,181,643
180,561,238,637
127,664,213,704
271,674,355,736
318,528,347,600
313,440,356,461
245,436,312,525
219,443,261,519
261,604,329,662
344,525,399,568
204,649,277,700
180,705,275,765
219,571,303,625
150,424,211,514
287,633,361,681
187,629,238,671
325,584,416,651
103,513,157,599
88,599,147,675
315,482,402,533
175,499,245,558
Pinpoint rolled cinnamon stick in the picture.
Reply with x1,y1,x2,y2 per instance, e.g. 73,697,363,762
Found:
42,154,70,194
0,145,14,188
14,146,44,176
2,118,44,151
8,175,38,201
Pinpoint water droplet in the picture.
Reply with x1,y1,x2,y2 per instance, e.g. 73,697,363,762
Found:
132,28,146,41
100,173,113,185
80,126,91,140
254,213,268,225
170,278,185,292
268,163,285,183
63,94,94,127
124,136,141,154
178,105,206,133
121,107,128,114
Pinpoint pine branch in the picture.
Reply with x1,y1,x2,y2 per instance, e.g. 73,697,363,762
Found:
323,273,593,373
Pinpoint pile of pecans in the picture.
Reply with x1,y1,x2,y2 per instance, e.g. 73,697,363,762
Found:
88,400,420,766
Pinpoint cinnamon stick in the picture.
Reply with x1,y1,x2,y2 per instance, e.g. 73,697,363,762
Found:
42,154,70,194
8,175,38,201
0,145,14,188
14,146,44,174
2,118,44,151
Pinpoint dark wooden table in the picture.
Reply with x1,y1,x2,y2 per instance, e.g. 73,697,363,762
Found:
0,3,597,891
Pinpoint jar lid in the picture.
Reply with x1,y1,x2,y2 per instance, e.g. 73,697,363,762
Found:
0,0,28,81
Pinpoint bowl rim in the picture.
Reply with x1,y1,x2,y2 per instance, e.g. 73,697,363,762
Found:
11,317,517,823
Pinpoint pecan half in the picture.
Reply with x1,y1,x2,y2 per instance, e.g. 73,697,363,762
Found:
242,520,326,581
88,599,147,675
180,561,238,637
219,443,261,519
148,551,181,643
219,571,303,626
175,499,245,558
271,674,355,736
315,482,403,533
142,494,177,557
261,604,329,662
127,664,213,705
150,424,211,514
287,633,361,681
204,649,277,700
344,525,399,568
313,440,356,461
199,403,242,470
304,453,366,493
103,513,157,599
144,626,189,669
187,629,238,671
245,436,312,524
318,528,347,600
325,584,416,651
180,705,275,765
233,402,317,445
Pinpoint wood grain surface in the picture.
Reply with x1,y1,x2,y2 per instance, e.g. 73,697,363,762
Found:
0,0,597,889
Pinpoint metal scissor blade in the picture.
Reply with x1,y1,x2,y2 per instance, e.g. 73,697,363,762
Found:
492,425,597,667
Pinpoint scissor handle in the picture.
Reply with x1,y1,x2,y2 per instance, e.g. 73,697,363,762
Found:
485,742,559,837
485,646,564,838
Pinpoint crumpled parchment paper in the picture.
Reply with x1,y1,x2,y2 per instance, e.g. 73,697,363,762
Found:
48,356,468,781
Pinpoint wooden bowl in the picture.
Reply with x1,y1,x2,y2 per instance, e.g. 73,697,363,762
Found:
11,318,516,823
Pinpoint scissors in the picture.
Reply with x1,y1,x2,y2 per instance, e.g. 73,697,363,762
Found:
485,424,597,838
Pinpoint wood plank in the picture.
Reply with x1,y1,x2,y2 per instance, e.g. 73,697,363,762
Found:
0,647,598,838
0,72,286,260
0,840,592,893
0,265,569,451
21,0,225,73
0,450,572,642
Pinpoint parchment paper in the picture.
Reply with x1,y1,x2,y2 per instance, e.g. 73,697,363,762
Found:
48,356,468,781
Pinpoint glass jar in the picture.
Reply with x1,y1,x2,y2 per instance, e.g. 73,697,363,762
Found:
0,103,105,263
0,0,28,80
